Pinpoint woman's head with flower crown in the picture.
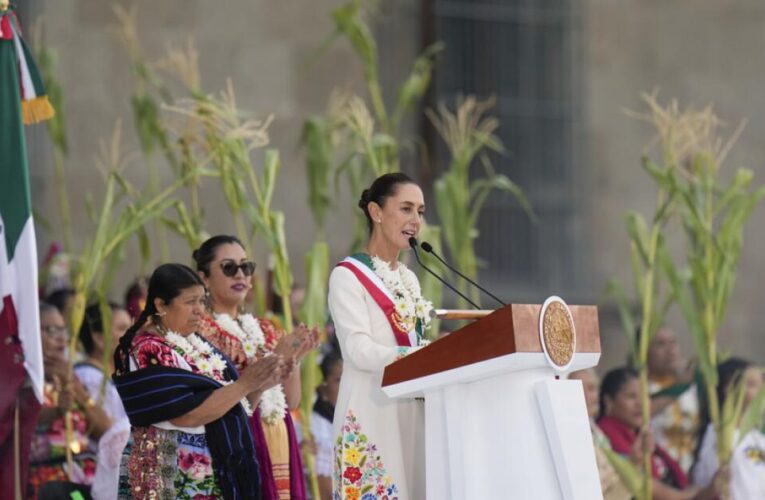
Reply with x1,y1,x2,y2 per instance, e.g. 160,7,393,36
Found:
359,173,425,253
193,235,255,312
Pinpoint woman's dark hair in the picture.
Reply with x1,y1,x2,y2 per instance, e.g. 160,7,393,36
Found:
192,235,244,276
319,350,343,381
80,302,125,355
691,357,752,475
598,366,639,419
358,172,417,232
39,300,60,318
114,263,205,373
46,287,75,315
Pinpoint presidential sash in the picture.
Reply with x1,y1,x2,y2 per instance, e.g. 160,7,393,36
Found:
336,253,415,347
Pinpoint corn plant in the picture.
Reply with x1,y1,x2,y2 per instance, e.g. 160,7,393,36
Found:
306,0,442,251
113,5,184,263
32,22,73,253
427,96,533,308
607,163,677,500
164,79,298,327
631,94,765,498
297,241,331,499
62,122,197,467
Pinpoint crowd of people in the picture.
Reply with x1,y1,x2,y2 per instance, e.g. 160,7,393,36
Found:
14,172,765,499
571,326,765,500
28,240,326,499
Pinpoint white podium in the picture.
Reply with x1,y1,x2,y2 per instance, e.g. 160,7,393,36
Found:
382,302,603,500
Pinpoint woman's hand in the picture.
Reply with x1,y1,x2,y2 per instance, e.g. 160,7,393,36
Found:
53,374,74,414
230,349,247,368
240,355,285,394
295,325,320,361
71,378,92,408
629,427,655,466
274,324,320,362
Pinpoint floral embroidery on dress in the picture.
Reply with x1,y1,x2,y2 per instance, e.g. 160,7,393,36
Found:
125,333,223,499
127,426,178,500
744,445,765,465
133,334,183,369
334,410,399,500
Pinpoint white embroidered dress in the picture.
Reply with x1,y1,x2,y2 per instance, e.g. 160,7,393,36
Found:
328,260,426,500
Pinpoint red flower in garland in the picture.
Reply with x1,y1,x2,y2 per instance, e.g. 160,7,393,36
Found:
343,466,363,484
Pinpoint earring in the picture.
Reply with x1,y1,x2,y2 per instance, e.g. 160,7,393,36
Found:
155,310,167,317
377,219,382,223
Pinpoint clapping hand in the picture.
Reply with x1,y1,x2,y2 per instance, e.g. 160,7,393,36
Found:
240,354,285,394
274,323,320,363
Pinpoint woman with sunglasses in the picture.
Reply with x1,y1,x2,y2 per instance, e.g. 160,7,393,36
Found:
328,173,433,500
193,235,318,500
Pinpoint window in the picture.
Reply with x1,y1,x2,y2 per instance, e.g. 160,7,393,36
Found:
425,0,589,301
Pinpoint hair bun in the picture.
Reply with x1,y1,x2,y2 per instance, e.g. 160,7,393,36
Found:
358,189,371,211
191,249,200,263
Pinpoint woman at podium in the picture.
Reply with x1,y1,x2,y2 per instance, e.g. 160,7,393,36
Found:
328,173,432,499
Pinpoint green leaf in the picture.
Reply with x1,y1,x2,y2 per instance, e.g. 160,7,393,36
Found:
332,0,377,72
625,213,650,266
641,158,671,190
391,41,444,128
739,373,765,439
301,117,335,231
600,445,644,497
606,279,637,364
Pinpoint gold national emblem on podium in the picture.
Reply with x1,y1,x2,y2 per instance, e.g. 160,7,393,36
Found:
540,297,576,369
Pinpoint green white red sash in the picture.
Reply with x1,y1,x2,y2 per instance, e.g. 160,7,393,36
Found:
337,254,414,347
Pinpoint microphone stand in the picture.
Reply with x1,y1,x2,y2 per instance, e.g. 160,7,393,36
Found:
409,238,480,309
420,242,506,307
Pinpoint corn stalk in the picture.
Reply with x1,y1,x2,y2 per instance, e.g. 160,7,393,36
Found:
308,0,442,252
63,123,195,468
297,242,331,500
630,92,765,499
428,96,533,308
32,22,73,253
113,5,184,263
607,93,697,499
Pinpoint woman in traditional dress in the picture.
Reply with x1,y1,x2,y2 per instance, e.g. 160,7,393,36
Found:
597,367,722,500
191,236,318,499
75,302,132,424
328,172,433,500
113,263,285,499
75,302,133,500
29,302,112,499
568,369,632,500
692,358,765,499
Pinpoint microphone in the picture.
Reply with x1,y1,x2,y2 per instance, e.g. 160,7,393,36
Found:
408,237,480,309
420,241,507,307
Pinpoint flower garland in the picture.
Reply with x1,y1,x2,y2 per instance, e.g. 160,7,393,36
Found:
213,313,288,424
370,255,433,343
165,330,253,416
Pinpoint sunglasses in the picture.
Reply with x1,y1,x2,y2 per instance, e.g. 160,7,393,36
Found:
42,325,69,338
219,260,256,277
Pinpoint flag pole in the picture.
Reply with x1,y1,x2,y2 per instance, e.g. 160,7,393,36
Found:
13,396,21,500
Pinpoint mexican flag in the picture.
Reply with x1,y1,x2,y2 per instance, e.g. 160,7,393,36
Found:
0,8,55,404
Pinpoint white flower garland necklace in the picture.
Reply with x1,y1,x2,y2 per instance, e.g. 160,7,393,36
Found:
370,255,433,341
213,312,287,424
163,330,254,416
